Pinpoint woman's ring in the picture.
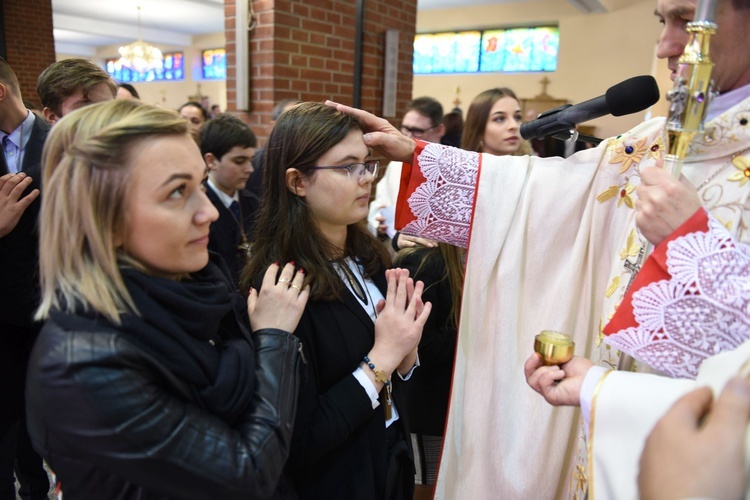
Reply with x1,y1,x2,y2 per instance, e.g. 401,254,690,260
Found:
290,283,302,292
278,277,292,285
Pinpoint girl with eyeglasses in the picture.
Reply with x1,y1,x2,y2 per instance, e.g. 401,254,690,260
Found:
242,101,431,500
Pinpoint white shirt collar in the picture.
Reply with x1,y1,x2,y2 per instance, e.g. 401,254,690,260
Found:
206,177,239,209
707,82,750,121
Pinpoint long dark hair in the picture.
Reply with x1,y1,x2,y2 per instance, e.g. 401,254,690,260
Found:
462,87,521,153
241,102,390,301
396,243,464,327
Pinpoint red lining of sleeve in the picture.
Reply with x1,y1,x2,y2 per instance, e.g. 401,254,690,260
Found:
603,208,709,335
395,139,426,231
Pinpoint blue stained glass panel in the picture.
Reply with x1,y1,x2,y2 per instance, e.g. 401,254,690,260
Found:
202,49,226,80
480,27,559,72
105,51,185,83
413,26,559,75
413,31,481,74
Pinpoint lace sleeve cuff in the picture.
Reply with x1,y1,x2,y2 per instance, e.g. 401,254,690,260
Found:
395,141,480,248
604,211,750,379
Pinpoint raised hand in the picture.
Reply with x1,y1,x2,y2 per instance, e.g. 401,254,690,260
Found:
0,172,39,238
247,262,309,333
367,268,431,381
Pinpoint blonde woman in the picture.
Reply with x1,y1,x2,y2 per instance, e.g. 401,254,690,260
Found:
26,99,308,499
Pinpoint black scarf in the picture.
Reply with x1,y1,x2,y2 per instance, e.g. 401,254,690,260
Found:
51,258,257,425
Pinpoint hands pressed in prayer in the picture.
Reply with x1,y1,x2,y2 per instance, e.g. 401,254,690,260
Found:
0,172,39,238
371,268,431,378
325,101,417,164
635,165,702,247
524,353,594,407
638,375,750,500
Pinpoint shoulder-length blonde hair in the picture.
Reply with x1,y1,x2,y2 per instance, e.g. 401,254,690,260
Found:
36,99,188,324
461,87,532,156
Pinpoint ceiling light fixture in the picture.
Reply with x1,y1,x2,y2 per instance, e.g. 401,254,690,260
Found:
118,6,163,73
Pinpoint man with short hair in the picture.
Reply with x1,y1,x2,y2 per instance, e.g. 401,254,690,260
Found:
37,58,116,125
0,56,51,500
200,114,258,287
367,97,444,248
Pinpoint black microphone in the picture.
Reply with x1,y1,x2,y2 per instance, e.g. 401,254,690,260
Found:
520,75,660,141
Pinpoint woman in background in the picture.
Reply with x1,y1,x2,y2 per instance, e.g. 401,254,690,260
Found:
26,99,308,500
243,102,430,499
179,100,209,144
462,87,531,156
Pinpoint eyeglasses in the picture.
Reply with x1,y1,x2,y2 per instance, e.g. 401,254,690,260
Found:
305,160,379,182
399,124,437,138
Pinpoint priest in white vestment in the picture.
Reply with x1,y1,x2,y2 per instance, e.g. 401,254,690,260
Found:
526,204,750,498
327,1,750,497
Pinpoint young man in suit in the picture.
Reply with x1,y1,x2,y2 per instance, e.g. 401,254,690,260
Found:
0,57,115,500
200,114,258,287
0,56,51,500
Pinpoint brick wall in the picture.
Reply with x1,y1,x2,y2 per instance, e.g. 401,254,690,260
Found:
225,0,416,142
1,0,56,109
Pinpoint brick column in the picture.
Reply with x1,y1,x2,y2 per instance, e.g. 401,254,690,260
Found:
1,0,56,109
225,0,416,142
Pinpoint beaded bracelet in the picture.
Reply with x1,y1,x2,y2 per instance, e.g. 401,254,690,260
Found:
363,355,393,420
363,355,390,385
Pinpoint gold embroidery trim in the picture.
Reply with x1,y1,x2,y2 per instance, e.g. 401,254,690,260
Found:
586,368,614,500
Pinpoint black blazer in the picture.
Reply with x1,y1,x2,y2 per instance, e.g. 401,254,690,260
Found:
395,249,458,436
204,185,259,288
284,266,414,500
0,115,50,328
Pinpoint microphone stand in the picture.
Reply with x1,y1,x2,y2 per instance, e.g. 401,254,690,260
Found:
531,105,605,146
550,130,603,146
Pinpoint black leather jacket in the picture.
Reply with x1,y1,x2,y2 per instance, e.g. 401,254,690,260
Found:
26,320,303,500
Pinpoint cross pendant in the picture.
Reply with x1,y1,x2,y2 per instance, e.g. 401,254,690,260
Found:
623,246,646,292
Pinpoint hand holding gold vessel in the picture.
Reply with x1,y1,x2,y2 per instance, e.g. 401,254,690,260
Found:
525,333,593,407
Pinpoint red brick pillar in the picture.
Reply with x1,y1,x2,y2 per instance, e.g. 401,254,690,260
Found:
1,0,56,109
224,0,416,142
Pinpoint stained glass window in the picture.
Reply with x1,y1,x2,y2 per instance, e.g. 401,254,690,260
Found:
413,26,559,75
413,31,481,74
105,52,185,83
202,48,226,80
